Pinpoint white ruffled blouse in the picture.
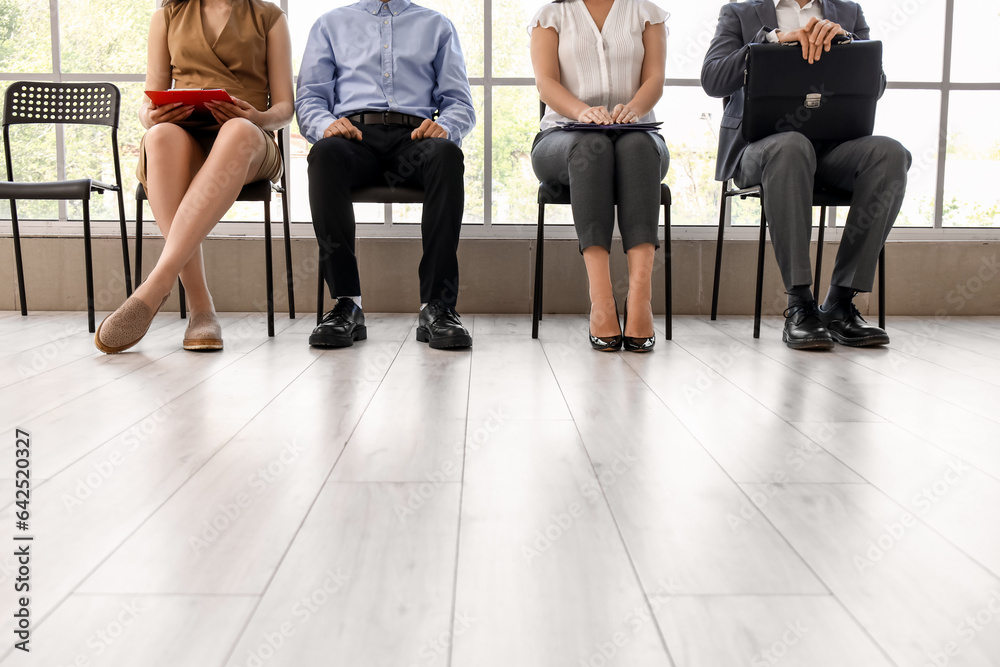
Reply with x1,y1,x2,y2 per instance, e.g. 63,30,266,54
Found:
527,0,669,130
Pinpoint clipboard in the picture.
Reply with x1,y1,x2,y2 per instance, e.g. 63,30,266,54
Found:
145,89,234,112
557,121,662,132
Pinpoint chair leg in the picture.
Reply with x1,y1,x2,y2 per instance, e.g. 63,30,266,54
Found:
711,183,727,321
814,206,827,298
753,208,767,340
134,197,144,288
10,200,27,316
317,251,325,326
264,203,275,337
83,200,96,333
179,280,187,319
282,198,295,319
117,197,133,298
664,198,672,341
878,246,886,331
532,203,545,339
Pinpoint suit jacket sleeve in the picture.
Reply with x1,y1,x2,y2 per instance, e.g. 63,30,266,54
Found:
701,4,770,99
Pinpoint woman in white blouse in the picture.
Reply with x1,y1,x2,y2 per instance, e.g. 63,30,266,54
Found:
529,0,668,352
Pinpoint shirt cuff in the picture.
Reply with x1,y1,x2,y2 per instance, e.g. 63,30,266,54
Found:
765,28,780,44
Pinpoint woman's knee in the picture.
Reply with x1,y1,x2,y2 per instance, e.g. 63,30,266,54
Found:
213,118,265,158
144,123,196,157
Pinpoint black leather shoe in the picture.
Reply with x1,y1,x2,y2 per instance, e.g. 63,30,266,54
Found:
782,301,835,351
819,301,890,347
590,297,622,351
622,291,654,353
417,300,472,349
310,298,366,348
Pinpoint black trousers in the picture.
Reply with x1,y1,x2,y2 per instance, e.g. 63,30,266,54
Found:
307,122,466,307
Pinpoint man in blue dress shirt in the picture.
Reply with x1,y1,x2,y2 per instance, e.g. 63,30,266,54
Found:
297,0,476,349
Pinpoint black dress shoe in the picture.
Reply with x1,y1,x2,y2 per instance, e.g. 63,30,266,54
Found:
590,297,622,351
310,298,366,348
622,291,654,353
819,301,890,347
782,300,835,351
417,300,472,349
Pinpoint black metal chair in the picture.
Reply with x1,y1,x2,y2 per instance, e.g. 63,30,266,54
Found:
711,181,886,338
315,186,425,324
134,128,294,337
531,102,673,340
1,81,133,333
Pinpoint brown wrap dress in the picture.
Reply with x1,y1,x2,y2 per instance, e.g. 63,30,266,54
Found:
137,0,284,191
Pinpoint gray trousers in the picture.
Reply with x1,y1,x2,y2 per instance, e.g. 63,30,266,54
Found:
735,132,912,292
531,128,670,252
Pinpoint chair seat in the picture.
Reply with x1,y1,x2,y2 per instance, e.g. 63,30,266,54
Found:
135,180,273,203
812,187,853,208
351,186,424,204
0,178,95,200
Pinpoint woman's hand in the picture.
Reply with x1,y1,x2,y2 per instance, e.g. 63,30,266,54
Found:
146,101,194,126
204,97,264,126
610,103,640,124
578,105,613,125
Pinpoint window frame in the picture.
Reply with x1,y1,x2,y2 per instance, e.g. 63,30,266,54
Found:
2,0,999,241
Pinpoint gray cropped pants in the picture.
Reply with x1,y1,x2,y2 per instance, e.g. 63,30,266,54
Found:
530,128,670,252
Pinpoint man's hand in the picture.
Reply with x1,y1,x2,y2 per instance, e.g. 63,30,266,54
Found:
577,105,613,125
610,103,640,124
777,17,847,64
411,119,448,140
323,117,363,141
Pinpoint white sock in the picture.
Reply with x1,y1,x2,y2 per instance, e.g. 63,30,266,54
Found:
336,296,362,308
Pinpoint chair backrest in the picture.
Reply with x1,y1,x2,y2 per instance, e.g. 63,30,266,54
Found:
3,81,120,129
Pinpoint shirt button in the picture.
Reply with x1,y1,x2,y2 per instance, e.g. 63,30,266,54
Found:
384,44,388,48
384,19,388,24
384,73,389,77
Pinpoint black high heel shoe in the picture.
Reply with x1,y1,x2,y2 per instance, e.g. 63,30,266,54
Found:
589,297,623,352
623,292,655,352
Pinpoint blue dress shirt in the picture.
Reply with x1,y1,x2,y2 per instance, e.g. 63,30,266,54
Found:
295,0,476,147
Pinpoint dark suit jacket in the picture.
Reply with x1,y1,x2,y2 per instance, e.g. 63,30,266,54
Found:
701,0,883,182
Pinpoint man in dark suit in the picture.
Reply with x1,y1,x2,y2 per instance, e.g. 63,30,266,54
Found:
702,0,912,350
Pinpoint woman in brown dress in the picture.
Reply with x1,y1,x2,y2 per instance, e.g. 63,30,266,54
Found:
95,0,293,353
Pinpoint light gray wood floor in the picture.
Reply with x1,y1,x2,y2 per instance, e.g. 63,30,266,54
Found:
2,310,1000,666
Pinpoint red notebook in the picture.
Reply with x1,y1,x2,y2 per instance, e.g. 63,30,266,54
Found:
145,89,234,112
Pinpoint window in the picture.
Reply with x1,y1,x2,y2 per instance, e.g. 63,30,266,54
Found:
1,0,998,237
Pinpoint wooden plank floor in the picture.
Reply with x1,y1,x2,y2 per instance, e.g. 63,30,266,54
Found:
2,311,999,667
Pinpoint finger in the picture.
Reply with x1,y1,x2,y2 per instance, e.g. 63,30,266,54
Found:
352,125,363,141
801,35,810,61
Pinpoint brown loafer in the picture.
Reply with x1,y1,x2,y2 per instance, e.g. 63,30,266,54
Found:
183,312,223,351
95,293,170,354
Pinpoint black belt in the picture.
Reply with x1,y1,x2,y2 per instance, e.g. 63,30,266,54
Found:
346,111,426,128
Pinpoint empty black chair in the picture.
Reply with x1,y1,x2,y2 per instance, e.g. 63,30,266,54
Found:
316,186,425,323
133,128,294,337
1,81,133,332
711,181,886,339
